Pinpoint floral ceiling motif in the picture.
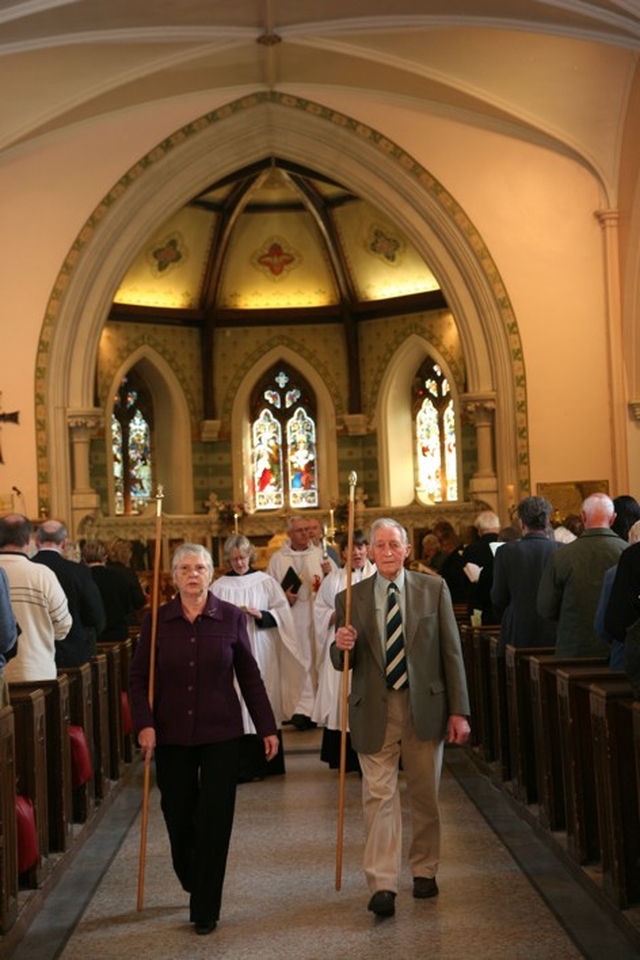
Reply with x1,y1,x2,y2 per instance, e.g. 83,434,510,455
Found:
251,237,301,280
148,234,187,276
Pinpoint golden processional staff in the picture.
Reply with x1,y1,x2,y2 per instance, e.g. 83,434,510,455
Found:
335,470,357,890
136,484,164,912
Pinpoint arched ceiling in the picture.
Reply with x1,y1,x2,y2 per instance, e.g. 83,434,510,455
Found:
1,0,638,200
7,1,634,327
111,157,445,323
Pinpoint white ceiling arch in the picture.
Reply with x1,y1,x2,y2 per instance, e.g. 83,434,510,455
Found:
0,0,636,207
41,92,525,519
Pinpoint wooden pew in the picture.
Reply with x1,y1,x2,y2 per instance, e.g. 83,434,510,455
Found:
91,654,111,802
504,644,555,803
590,680,639,908
9,676,73,853
453,602,469,628
0,706,18,934
530,654,608,832
58,664,95,823
556,665,618,865
8,688,49,887
115,638,135,763
489,636,510,781
472,626,500,763
97,643,124,781
460,624,477,747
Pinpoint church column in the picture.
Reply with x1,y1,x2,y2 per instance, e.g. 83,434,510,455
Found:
68,411,103,537
595,209,628,492
462,395,499,512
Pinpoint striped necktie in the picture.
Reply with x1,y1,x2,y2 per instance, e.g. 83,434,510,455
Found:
385,582,408,690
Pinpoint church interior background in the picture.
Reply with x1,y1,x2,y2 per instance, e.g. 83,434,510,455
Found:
3,5,640,955
0,1,639,568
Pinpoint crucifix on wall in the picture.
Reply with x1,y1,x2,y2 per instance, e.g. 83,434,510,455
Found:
0,393,20,463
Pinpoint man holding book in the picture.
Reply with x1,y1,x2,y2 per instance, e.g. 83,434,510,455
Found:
267,516,337,729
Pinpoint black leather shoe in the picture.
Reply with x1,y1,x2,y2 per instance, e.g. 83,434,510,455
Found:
413,876,438,899
194,920,217,935
367,890,396,917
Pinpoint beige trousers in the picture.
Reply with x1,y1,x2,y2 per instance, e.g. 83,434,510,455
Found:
359,688,444,894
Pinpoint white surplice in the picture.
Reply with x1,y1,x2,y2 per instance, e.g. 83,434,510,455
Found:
211,570,308,731
311,560,376,730
267,542,337,716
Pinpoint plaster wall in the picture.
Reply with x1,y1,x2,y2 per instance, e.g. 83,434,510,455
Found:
307,90,618,496
0,86,627,513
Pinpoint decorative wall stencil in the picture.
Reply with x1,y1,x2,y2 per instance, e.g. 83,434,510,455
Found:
0,394,19,464
252,236,300,280
148,234,188,276
366,224,405,265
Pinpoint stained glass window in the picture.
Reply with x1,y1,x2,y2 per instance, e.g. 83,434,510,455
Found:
112,370,154,514
413,359,458,502
253,409,284,509
287,407,317,508
250,366,318,510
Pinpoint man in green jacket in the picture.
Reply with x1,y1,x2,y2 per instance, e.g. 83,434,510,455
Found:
537,493,626,657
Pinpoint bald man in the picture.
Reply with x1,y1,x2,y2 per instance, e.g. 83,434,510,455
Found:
537,493,627,657
33,519,105,666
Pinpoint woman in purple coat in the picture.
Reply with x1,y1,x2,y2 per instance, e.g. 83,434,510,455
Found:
129,543,278,936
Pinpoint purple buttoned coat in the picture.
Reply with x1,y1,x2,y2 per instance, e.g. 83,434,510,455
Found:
129,592,276,745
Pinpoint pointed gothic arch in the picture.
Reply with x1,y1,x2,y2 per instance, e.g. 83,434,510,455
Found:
37,92,526,524
377,333,464,506
230,345,339,510
104,347,194,516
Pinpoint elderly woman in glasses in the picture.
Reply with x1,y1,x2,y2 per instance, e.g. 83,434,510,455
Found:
129,542,278,937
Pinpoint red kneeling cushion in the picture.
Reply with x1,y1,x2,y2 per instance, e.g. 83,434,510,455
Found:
15,794,39,874
69,724,93,787
121,691,133,737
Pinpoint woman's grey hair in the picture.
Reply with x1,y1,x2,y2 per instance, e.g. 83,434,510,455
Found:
171,542,214,580
223,534,256,565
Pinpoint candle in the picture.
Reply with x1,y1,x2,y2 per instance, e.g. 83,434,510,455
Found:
234,513,239,534
506,484,515,504
329,508,335,528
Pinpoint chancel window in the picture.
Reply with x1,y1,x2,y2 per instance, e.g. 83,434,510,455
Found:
250,367,318,510
413,358,458,502
112,371,154,514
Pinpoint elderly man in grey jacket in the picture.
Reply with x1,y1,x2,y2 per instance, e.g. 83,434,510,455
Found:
332,517,470,918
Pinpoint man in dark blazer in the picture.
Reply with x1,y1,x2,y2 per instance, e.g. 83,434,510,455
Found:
332,518,470,919
32,519,106,667
491,495,558,653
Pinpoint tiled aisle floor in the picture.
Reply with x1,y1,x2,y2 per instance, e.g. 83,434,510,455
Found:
6,732,640,960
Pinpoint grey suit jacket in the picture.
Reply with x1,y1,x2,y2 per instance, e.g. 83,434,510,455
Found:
331,570,470,754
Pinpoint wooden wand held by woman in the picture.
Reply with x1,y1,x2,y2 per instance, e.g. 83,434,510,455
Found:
336,470,357,890
136,484,164,911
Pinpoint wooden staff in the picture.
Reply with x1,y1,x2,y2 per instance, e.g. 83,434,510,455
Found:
136,484,164,912
335,470,357,890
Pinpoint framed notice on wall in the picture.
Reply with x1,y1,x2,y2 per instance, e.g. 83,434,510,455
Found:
536,480,609,520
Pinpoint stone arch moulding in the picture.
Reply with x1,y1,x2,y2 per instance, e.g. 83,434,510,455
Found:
104,345,195,517
38,91,527,523
376,333,464,507
229,344,339,510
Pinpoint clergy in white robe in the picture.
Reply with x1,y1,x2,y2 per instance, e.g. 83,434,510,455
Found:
266,516,337,727
312,530,375,769
213,535,308,778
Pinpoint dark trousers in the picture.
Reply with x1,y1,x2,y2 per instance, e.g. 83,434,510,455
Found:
155,739,240,924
